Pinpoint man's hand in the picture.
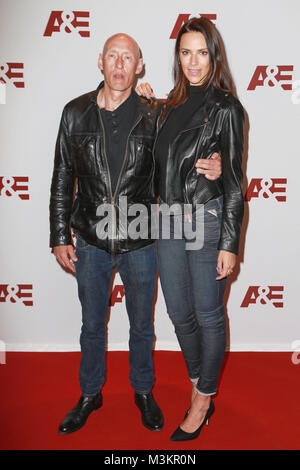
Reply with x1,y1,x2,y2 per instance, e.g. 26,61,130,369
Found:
135,82,155,99
53,245,78,274
195,152,222,180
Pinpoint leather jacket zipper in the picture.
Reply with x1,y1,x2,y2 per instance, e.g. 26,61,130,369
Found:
152,114,161,201
152,108,163,158
112,114,143,198
97,107,115,251
97,107,113,198
182,105,216,205
182,123,208,205
97,106,142,252
154,109,207,206
111,114,142,252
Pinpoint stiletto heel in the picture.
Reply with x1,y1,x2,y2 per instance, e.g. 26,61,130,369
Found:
170,399,214,442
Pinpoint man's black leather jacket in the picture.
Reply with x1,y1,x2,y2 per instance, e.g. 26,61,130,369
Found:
49,81,162,254
154,86,245,255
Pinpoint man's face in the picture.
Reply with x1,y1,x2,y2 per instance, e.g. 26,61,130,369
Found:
98,35,143,92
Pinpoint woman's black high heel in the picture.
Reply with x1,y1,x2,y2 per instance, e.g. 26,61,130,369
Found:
170,399,215,442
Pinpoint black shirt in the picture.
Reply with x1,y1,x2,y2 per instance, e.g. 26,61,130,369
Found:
100,90,136,194
154,84,208,174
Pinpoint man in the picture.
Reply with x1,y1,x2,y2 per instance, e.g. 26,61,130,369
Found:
49,33,222,435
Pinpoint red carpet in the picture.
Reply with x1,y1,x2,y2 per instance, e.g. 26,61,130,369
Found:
0,351,299,450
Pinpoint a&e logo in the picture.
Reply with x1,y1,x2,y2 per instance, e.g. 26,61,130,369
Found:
0,177,30,200
170,14,217,39
0,63,25,88
241,286,284,308
248,65,293,91
110,285,125,306
0,284,33,306
245,178,287,202
43,11,90,37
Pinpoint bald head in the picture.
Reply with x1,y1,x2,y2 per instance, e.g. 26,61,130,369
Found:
98,32,143,93
103,33,141,60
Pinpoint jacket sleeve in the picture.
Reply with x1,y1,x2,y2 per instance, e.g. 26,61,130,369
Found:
218,100,245,255
49,106,75,248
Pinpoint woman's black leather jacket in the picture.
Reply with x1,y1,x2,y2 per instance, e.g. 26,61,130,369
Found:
154,86,245,255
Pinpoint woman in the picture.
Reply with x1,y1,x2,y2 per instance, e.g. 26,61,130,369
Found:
137,17,244,441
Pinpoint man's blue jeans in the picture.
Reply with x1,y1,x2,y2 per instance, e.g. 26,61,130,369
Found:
75,237,156,396
157,196,227,396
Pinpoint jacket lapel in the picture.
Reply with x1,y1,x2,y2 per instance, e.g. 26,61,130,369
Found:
157,86,219,138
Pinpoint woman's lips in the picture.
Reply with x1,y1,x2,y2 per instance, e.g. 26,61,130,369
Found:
188,69,202,75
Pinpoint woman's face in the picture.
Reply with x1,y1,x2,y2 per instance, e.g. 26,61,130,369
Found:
179,31,210,86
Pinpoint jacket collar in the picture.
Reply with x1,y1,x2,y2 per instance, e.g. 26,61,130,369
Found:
91,80,104,104
157,86,224,136
91,80,157,121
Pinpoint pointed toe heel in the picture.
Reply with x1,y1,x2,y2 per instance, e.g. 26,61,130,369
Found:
170,399,214,442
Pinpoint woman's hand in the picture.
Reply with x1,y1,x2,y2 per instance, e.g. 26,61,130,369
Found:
135,82,155,99
216,250,236,280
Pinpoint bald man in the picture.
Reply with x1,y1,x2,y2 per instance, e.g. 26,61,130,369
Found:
50,33,221,435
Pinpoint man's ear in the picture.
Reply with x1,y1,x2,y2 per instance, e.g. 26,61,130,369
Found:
135,58,143,75
98,53,104,72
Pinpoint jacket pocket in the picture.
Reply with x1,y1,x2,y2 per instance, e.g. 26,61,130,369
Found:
71,135,97,176
131,137,154,177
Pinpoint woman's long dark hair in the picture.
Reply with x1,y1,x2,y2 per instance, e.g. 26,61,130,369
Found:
165,17,235,112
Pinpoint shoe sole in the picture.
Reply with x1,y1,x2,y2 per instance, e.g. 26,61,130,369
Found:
142,420,164,432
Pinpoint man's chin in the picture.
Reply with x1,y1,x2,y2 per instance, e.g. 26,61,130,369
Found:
106,81,132,92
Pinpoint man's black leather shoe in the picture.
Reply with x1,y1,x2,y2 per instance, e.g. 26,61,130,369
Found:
58,391,102,434
134,391,164,431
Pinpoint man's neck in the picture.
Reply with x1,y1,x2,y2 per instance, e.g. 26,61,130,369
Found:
97,84,132,111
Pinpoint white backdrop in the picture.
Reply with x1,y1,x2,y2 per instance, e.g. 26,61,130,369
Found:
1,0,299,352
